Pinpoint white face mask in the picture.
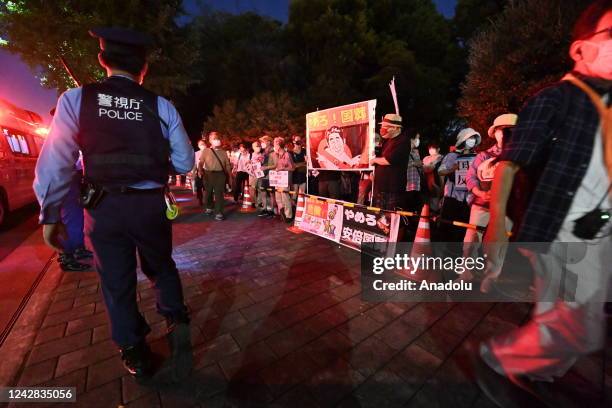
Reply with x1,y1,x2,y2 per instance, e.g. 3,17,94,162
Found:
413,139,420,148
465,138,476,149
211,139,221,147
583,40,612,80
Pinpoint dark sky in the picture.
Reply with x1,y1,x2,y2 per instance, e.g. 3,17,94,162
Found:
0,0,457,124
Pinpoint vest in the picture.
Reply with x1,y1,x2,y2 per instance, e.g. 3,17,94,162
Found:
78,76,169,187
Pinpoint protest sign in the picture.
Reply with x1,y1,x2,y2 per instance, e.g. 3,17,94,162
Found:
269,170,289,188
306,100,376,171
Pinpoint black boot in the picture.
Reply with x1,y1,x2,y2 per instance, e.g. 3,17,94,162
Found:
120,341,153,378
73,247,94,260
58,253,91,272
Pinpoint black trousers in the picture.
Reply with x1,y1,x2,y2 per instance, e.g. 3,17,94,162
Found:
203,171,226,215
436,196,471,242
319,179,340,199
233,171,249,201
84,190,186,347
402,190,424,242
194,175,204,204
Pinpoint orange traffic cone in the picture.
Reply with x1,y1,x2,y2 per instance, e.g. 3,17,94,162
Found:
287,193,306,234
396,204,439,282
239,182,256,213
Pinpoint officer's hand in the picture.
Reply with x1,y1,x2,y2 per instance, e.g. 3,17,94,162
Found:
43,223,67,253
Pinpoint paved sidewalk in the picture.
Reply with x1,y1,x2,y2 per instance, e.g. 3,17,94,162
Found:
2,191,610,407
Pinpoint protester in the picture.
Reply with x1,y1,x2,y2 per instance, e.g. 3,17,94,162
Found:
193,139,206,206
357,171,373,205
266,137,295,223
465,114,517,244
317,170,342,199
291,140,307,202
437,128,481,241
198,132,231,220
476,2,612,405
371,113,411,211
258,135,276,217
458,114,517,282
423,142,444,212
250,141,265,213
232,143,250,202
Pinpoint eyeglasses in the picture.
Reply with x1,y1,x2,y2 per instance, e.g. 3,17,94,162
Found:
580,26,612,40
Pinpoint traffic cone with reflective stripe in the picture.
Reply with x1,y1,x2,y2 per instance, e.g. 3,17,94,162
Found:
396,204,439,282
287,193,306,234
239,182,256,213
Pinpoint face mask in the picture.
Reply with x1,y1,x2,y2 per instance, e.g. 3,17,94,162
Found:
583,40,612,79
211,139,221,147
413,139,420,148
465,138,476,149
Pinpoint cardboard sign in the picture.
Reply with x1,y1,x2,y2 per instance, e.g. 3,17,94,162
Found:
269,170,289,188
246,161,264,178
295,197,344,242
454,157,475,191
306,100,376,171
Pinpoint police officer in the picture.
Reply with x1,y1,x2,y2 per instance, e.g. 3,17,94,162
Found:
34,27,194,381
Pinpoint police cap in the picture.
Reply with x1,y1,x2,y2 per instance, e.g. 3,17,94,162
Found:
89,27,153,56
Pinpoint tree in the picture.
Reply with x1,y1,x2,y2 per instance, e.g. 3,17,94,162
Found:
201,92,304,145
0,0,198,97
458,0,589,135
174,11,286,137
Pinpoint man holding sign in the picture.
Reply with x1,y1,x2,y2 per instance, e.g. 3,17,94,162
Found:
437,128,481,241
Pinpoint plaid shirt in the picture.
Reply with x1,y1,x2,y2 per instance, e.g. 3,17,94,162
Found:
499,73,609,243
406,149,421,192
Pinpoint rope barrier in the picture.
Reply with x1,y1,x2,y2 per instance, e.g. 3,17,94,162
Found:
254,187,505,233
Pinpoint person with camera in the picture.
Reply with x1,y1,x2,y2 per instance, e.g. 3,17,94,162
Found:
34,27,194,382
477,2,612,405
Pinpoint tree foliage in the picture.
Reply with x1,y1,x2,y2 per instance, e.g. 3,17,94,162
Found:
0,0,198,97
202,92,304,145
199,0,469,144
458,0,589,135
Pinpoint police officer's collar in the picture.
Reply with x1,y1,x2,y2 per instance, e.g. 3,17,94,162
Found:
109,74,136,82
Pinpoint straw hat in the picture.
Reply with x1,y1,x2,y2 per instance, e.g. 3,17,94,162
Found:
488,113,518,137
378,113,402,127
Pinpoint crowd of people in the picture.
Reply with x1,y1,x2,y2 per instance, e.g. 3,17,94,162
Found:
32,2,610,404
189,110,517,257
190,133,308,223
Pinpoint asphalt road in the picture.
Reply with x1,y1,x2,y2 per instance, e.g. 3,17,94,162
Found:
0,202,40,262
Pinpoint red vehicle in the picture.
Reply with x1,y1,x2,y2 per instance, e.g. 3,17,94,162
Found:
0,97,47,226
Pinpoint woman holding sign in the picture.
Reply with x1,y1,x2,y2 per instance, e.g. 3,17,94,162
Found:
436,128,481,241
267,137,295,223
